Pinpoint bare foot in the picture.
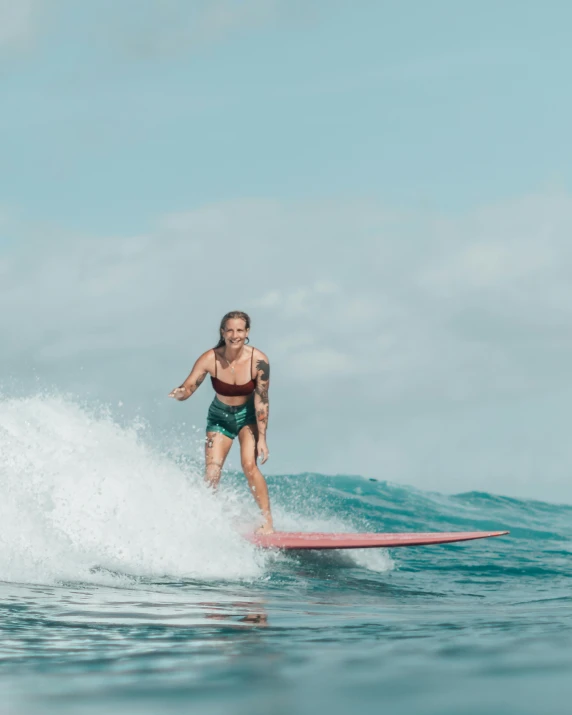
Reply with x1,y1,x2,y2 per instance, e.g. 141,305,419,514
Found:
255,523,274,535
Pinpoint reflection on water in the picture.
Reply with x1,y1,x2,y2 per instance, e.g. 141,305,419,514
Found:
202,602,269,627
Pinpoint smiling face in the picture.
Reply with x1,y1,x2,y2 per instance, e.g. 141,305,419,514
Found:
221,318,249,348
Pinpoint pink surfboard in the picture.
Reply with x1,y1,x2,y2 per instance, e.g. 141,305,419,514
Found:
246,530,509,550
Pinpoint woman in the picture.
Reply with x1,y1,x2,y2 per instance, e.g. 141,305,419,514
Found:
168,311,274,534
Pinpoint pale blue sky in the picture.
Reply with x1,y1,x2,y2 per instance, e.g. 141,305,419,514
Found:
2,1,572,233
2,1,572,503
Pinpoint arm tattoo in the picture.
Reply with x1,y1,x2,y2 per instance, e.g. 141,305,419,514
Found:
255,359,270,404
254,358,270,431
189,372,206,395
256,408,268,425
255,384,269,404
256,359,270,382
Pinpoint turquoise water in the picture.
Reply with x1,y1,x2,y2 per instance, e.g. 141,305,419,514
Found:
1,398,572,714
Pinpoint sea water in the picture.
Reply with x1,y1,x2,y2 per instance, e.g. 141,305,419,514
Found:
0,396,571,715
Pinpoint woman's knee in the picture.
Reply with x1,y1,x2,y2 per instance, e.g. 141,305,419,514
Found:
241,458,257,476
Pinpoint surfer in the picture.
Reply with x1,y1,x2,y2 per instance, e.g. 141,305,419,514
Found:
168,311,274,534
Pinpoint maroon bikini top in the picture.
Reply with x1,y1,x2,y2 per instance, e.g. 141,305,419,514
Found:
210,348,256,397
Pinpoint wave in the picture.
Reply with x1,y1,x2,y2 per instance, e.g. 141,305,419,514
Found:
0,395,392,586
0,395,266,585
1,395,569,587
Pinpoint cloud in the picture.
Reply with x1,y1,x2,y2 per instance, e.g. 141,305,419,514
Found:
2,191,572,501
420,200,560,294
256,282,340,318
289,348,353,379
109,0,281,59
3,192,572,396
0,0,35,51
196,0,278,43
3,193,571,387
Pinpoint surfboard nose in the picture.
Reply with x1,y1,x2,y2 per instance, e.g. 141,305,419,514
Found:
245,530,510,550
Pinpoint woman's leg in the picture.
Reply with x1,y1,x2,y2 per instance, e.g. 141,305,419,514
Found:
237,424,274,533
205,430,233,489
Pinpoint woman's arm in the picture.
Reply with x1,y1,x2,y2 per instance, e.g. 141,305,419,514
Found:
169,351,211,401
253,350,270,463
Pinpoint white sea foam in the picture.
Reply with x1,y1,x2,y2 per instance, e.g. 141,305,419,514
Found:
0,394,392,585
0,395,268,585
270,507,394,574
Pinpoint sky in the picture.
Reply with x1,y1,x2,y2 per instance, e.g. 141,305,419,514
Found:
2,0,572,503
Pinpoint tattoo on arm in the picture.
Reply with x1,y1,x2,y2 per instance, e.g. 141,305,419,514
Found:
256,408,268,425
187,371,207,395
254,357,270,432
256,407,268,437
255,384,269,404
255,359,270,404
256,359,270,382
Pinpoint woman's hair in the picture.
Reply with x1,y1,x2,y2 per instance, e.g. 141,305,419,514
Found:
214,311,251,348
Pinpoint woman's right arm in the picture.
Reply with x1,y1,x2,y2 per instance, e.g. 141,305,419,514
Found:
168,351,212,401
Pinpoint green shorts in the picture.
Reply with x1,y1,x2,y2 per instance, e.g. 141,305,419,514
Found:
206,396,256,440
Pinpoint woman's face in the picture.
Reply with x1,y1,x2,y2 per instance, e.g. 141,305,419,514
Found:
222,318,249,347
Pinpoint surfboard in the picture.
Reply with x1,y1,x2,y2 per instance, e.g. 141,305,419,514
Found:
246,530,509,550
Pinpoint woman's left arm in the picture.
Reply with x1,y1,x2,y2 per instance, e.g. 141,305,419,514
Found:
254,350,270,464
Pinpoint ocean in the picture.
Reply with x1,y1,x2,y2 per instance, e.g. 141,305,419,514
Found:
1,396,571,714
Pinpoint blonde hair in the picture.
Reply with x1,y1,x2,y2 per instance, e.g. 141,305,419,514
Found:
214,311,251,348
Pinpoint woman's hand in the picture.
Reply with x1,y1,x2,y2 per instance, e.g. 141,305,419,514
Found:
168,386,188,401
257,438,269,464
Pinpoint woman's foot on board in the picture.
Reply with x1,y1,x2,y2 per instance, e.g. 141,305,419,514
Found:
255,522,274,535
